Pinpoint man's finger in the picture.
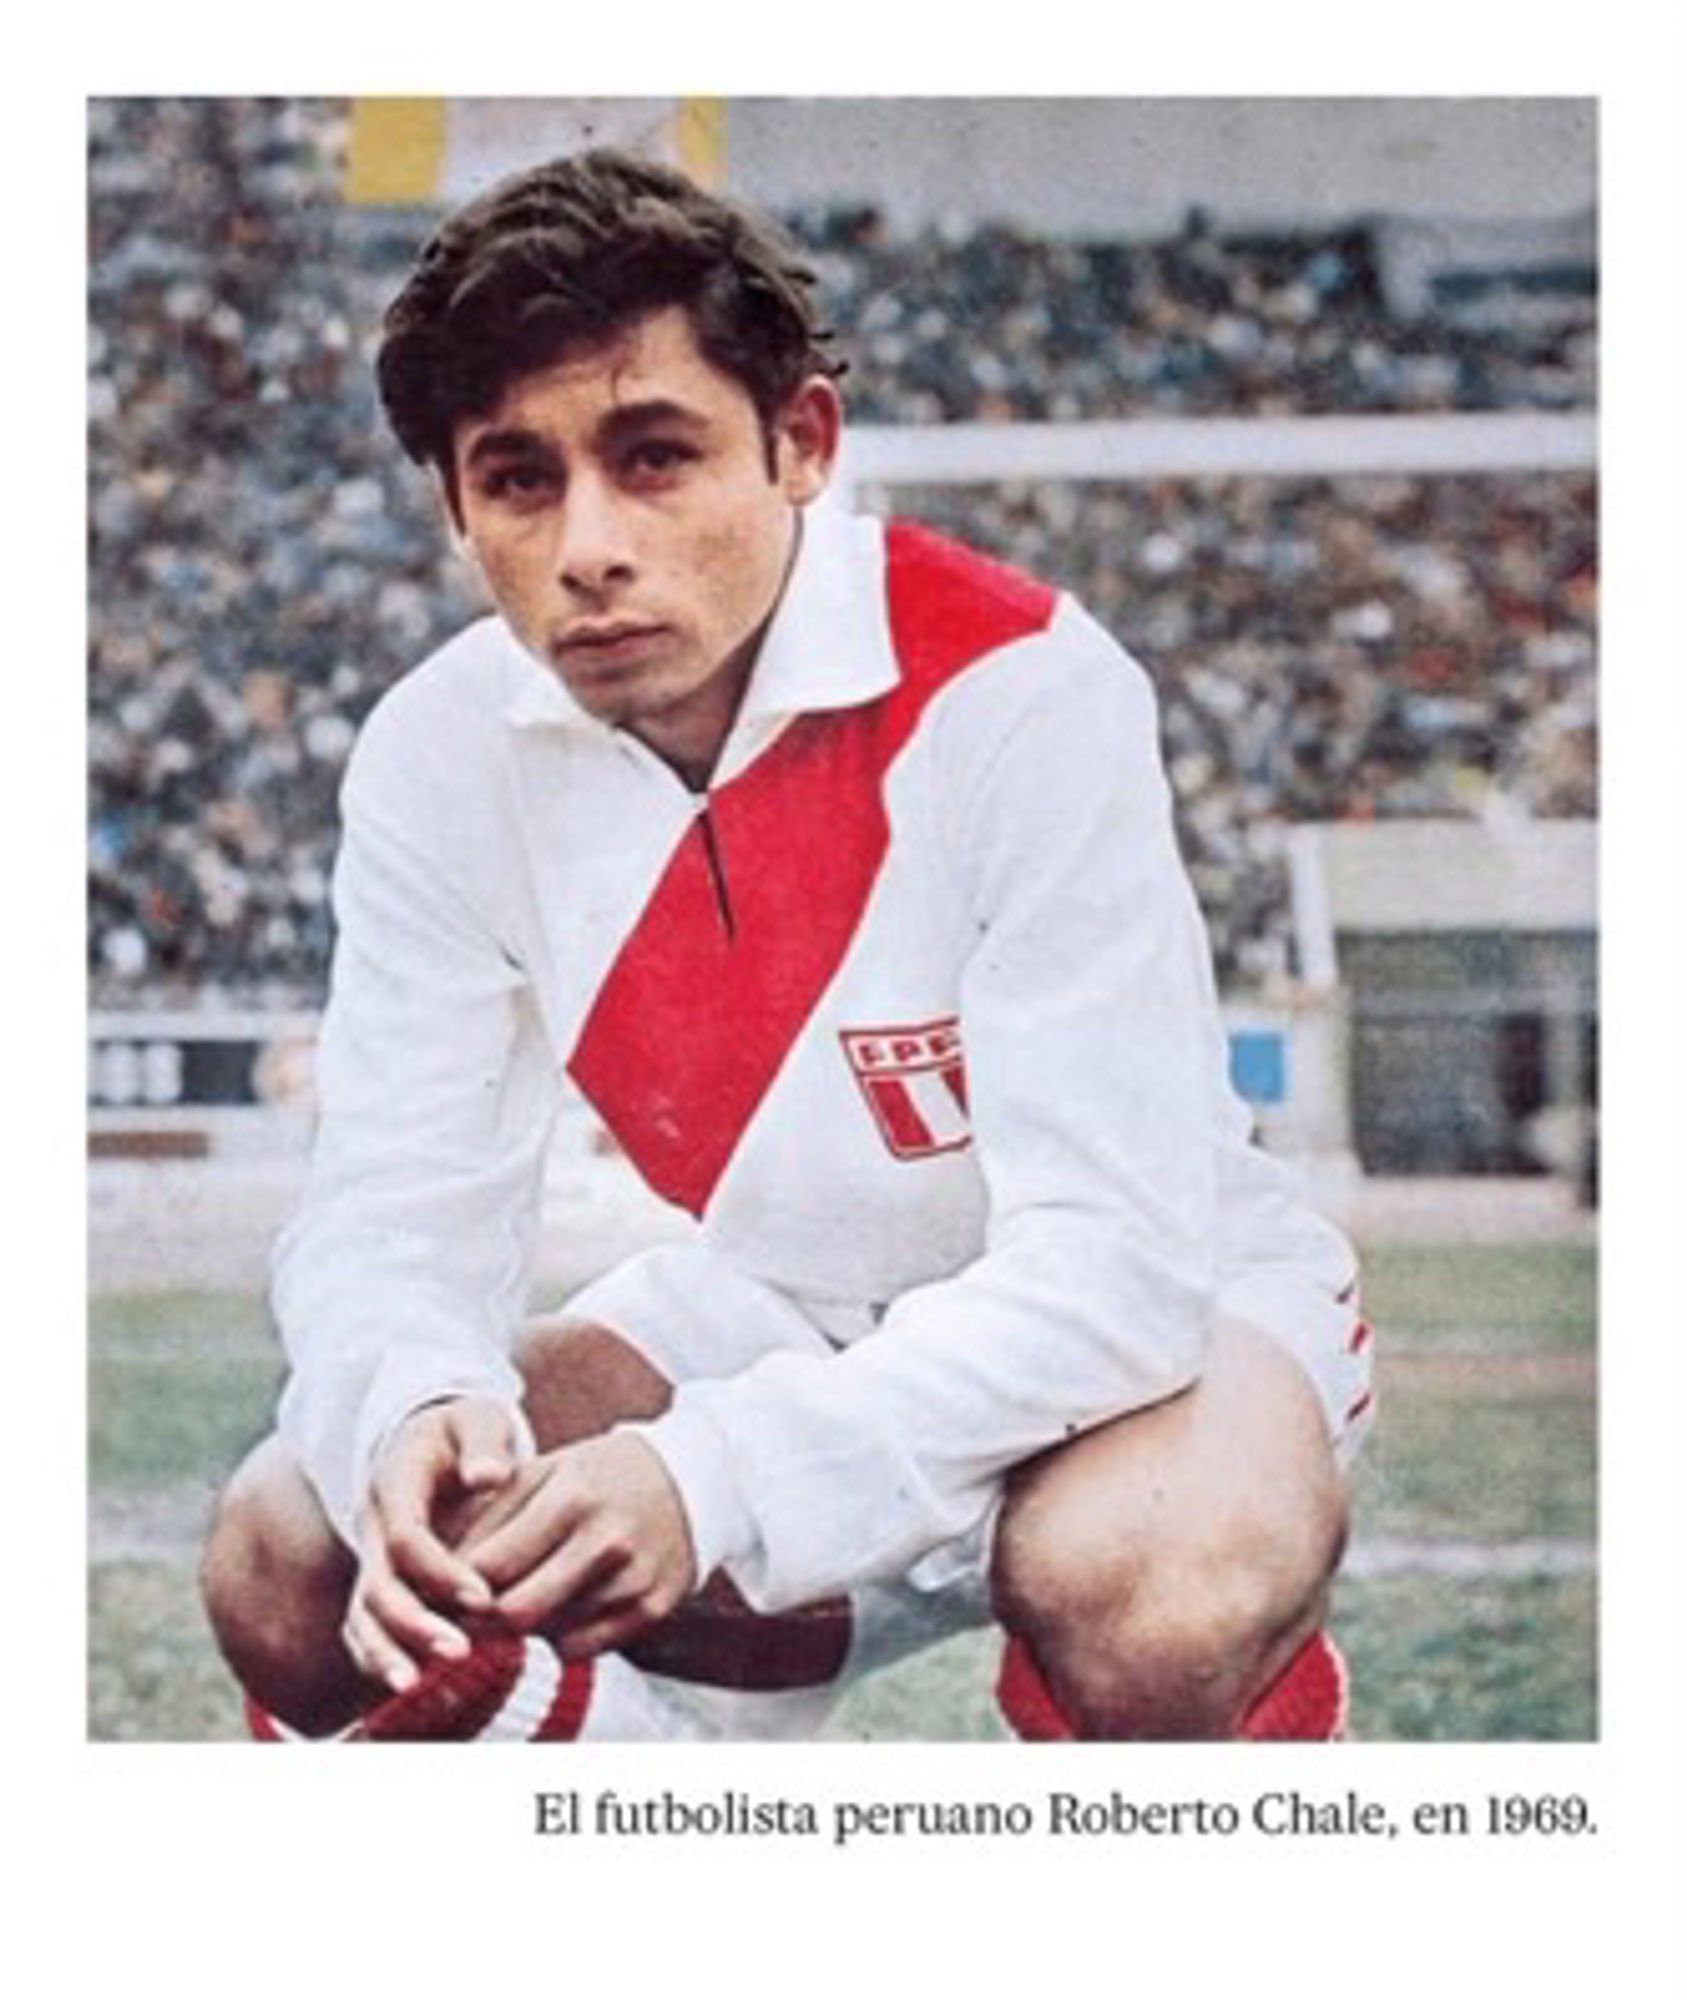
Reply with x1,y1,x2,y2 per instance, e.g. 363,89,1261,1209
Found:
463,1476,585,1591
449,1400,518,1489
362,1564,475,1664
343,1597,421,1695
493,1528,632,1629
379,1506,496,1614
353,1525,477,1661
371,1418,497,1612
449,1460,548,1559
551,1603,654,1661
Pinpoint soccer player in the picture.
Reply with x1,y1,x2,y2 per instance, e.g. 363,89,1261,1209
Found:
200,149,1373,1742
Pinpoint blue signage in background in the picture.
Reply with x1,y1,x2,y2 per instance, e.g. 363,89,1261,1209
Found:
1228,1028,1288,1106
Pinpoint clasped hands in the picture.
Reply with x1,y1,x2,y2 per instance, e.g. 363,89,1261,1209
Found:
343,1396,697,1695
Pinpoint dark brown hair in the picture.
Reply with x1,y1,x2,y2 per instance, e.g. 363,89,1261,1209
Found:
376,147,844,488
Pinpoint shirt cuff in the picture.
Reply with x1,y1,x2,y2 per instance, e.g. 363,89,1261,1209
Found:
630,1398,759,1588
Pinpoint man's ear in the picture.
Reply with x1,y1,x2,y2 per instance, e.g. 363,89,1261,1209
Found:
775,375,842,504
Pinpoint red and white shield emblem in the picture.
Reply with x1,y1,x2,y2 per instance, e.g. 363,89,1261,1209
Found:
839,1017,971,1160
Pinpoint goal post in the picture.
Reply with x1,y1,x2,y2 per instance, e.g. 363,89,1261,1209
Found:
835,410,1596,500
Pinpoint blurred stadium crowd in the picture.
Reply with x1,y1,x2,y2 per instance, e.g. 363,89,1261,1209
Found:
88,98,1596,1003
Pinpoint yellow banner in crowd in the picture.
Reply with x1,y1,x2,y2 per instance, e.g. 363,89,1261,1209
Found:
346,97,724,205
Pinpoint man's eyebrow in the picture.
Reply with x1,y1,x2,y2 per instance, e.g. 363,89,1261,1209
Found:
462,426,550,468
596,398,711,441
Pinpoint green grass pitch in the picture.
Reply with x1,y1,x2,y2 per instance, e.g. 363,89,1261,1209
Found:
86,1236,1596,1741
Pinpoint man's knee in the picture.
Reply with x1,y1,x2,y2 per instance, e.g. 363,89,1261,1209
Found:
990,1333,1348,1738
202,1437,334,1616
1000,1497,1341,1737
199,1435,359,1732
513,1315,674,1449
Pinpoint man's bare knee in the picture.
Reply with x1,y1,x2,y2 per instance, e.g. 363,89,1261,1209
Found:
200,1435,362,1734
514,1316,675,1450
1091,1527,1334,1736
991,1326,1348,1738
996,1488,1340,1737
201,1437,340,1625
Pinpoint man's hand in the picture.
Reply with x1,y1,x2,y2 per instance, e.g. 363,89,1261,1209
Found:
456,1431,698,1659
343,1397,519,1694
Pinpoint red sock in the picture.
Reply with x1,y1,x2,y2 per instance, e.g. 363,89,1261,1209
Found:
1236,1630,1348,1740
244,1633,595,1742
997,1629,1348,1741
996,1633,1076,1741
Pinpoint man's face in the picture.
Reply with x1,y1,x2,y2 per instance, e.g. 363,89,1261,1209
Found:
452,306,837,782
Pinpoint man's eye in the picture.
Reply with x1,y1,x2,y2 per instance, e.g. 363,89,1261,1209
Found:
626,440,695,477
481,464,554,501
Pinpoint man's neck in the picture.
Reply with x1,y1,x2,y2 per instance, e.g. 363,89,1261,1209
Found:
629,510,806,792
627,625,760,793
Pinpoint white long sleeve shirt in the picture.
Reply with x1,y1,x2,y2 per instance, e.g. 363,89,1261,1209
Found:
273,499,1356,1607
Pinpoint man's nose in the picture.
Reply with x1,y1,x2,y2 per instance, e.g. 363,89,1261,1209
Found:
555,474,635,593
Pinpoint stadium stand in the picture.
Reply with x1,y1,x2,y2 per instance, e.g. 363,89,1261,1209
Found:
88,98,1596,1005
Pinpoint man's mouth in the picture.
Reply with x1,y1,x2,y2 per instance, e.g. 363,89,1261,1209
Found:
553,622,667,669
